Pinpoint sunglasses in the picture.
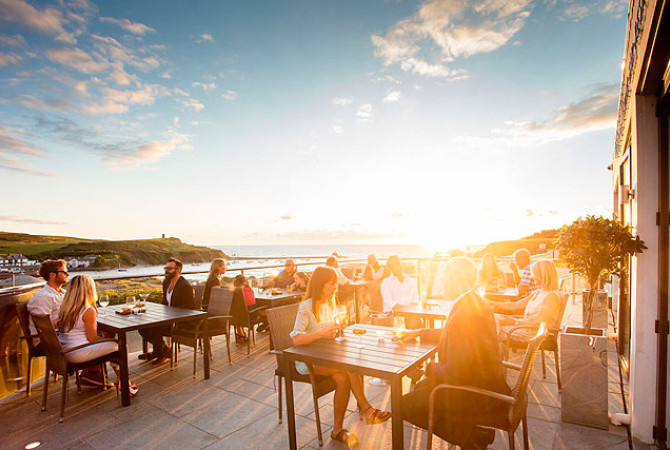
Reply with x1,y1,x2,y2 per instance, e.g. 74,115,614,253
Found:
56,270,70,276
164,266,176,271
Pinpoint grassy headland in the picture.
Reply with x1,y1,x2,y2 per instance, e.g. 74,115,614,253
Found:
0,232,227,269
472,229,559,257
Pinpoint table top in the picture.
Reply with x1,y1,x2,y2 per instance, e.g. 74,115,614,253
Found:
393,300,456,321
283,324,437,379
254,288,303,301
483,287,520,302
97,302,206,333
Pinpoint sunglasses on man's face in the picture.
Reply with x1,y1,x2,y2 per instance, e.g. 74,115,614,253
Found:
164,266,176,271
55,270,69,276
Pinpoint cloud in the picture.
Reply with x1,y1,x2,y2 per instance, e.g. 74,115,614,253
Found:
90,34,160,71
0,52,22,66
260,228,404,242
382,90,402,103
525,209,535,217
372,0,532,79
14,94,72,111
198,33,214,42
0,215,66,225
558,0,627,21
82,83,167,115
160,71,171,79
0,153,57,177
192,81,216,91
177,97,204,112
390,211,404,218
221,90,238,101
493,84,619,140
0,125,44,156
47,47,108,74
332,96,353,106
331,120,344,134
0,0,77,44
99,16,155,34
280,215,295,220
0,34,27,47
356,103,373,123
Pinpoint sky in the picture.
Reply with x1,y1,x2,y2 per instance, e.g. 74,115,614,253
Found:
0,0,628,251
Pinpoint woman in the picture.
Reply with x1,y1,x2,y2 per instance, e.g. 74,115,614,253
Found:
396,257,509,449
291,266,390,446
291,271,310,292
202,258,225,311
57,275,138,396
362,254,384,281
232,274,265,340
476,253,505,291
489,259,561,339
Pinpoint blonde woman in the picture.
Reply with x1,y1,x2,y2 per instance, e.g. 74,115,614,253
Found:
291,266,390,447
489,259,561,338
57,274,138,396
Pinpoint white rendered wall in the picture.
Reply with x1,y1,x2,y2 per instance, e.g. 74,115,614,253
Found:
629,94,660,444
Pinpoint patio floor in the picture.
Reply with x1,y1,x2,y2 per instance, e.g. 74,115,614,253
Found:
0,299,646,450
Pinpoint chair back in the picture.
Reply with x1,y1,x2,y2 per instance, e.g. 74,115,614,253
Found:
510,323,547,426
230,288,251,326
194,285,205,310
552,292,569,331
266,303,300,352
31,313,68,375
16,302,41,352
208,286,233,317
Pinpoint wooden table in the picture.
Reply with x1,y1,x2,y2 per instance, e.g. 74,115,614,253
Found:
483,287,520,302
393,300,456,328
97,302,209,406
254,288,303,308
348,279,370,323
282,324,438,450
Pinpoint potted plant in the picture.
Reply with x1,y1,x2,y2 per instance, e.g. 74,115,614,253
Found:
555,215,645,428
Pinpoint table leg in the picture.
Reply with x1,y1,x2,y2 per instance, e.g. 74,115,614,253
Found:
283,357,297,450
390,376,403,450
354,286,361,324
118,332,130,406
202,316,210,379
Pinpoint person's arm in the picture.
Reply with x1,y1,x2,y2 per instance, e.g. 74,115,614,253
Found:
509,262,520,286
292,325,336,345
82,307,101,342
487,294,531,314
380,279,394,312
517,292,559,327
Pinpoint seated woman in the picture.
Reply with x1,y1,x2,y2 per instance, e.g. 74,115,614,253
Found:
291,266,390,447
488,259,560,341
202,258,225,311
291,271,310,292
362,254,384,281
381,254,420,328
57,274,138,396
476,253,505,291
232,274,266,340
396,257,509,449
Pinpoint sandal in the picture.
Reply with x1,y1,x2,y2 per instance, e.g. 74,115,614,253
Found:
330,429,358,447
361,406,391,425
115,380,139,397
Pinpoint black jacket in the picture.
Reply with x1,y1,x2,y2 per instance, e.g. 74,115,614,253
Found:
162,276,195,310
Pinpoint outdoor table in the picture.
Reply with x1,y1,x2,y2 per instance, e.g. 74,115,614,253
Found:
282,324,438,450
254,288,303,308
483,287,520,302
97,302,209,406
393,300,456,328
348,278,370,323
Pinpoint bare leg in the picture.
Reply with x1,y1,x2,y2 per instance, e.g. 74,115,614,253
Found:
348,373,373,415
314,367,351,434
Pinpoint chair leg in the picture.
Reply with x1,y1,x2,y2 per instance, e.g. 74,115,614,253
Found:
522,413,529,450
247,328,251,355
554,349,562,390
312,388,324,446
192,344,198,379
60,372,69,423
100,363,108,390
26,356,32,396
41,367,49,412
508,430,515,450
226,333,232,365
209,337,214,361
277,375,283,424
75,371,82,395
541,350,547,379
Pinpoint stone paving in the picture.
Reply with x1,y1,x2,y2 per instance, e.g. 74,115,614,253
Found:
0,299,646,449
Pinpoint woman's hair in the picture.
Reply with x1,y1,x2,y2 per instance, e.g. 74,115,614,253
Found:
304,266,338,321
295,272,309,284
233,274,247,287
441,257,477,300
386,254,405,282
479,253,500,278
208,258,225,279
531,259,558,291
58,274,97,333
368,254,381,271
325,256,338,268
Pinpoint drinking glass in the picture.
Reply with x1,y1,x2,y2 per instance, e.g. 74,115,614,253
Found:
393,315,406,340
352,328,367,349
125,296,136,308
139,293,149,306
334,311,347,341
98,295,110,315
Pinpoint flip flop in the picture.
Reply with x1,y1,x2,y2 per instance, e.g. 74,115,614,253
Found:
330,429,359,447
362,407,392,425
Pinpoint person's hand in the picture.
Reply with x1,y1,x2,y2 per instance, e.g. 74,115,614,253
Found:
392,329,421,344
318,324,337,339
509,262,518,273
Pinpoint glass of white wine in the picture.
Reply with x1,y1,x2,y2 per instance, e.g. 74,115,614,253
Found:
139,293,149,306
126,296,136,318
352,328,367,349
98,295,110,315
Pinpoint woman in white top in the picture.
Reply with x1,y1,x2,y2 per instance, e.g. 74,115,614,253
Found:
488,260,561,339
290,266,390,447
57,274,138,395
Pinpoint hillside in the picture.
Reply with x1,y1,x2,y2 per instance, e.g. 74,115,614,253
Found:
0,232,227,268
473,229,560,257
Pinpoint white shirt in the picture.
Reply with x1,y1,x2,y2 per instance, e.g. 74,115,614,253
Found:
381,275,419,312
335,268,351,286
166,289,173,306
27,284,65,339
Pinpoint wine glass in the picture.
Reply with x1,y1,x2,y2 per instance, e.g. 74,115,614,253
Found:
139,293,149,307
125,296,136,308
334,311,347,341
98,295,110,315
352,328,367,349
393,315,406,340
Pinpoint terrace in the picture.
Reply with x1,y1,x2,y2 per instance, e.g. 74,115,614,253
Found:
0,292,641,450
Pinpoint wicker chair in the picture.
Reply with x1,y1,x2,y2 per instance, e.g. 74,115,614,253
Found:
15,302,45,396
502,292,568,390
31,314,119,423
194,285,205,310
230,288,267,355
172,286,233,374
266,304,336,447
427,324,548,450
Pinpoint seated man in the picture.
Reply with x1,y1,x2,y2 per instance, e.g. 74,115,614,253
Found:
262,258,297,289
509,248,536,296
139,257,195,364
396,257,510,450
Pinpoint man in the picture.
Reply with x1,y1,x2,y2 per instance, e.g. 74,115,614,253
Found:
510,248,536,296
139,257,195,364
325,255,352,286
263,258,297,289
27,259,108,387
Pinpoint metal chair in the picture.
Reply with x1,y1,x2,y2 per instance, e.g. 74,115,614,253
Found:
427,324,548,450
31,314,119,423
172,286,233,374
266,304,336,447
15,302,45,396
502,292,568,389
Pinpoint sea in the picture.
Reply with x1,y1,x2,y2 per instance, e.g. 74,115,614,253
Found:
80,243,448,281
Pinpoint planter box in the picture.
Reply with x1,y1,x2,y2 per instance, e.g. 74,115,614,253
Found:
582,290,608,329
560,326,608,429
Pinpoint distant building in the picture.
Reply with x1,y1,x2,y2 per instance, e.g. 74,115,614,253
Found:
64,255,98,269
0,254,36,269
611,0,670,446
